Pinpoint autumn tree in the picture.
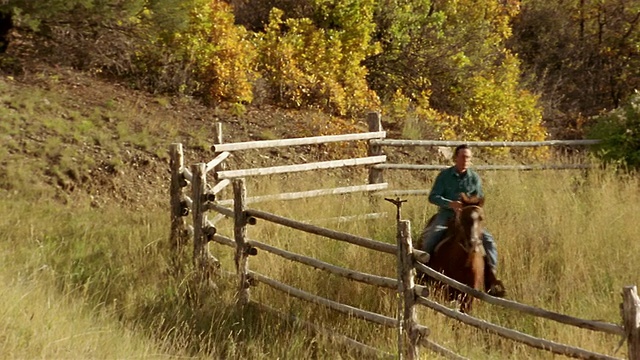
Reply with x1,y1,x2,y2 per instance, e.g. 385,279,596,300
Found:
257,0,380,116
366,0,545,144
510,0,640,136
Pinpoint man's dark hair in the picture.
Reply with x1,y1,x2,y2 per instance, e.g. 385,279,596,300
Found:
454,144,470,157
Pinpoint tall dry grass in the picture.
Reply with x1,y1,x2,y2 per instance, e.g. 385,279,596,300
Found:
1,161,639,359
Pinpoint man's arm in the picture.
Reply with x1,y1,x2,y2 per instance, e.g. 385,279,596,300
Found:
474,172,484,198
428,171,453,208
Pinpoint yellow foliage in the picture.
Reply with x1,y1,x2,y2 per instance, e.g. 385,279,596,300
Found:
383,57,549,159
179,0,257,104
258,7,380,117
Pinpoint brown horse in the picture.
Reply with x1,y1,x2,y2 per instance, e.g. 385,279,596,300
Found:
417,194,496,313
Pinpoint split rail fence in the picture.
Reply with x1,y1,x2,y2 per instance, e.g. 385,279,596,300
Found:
168,112,640,359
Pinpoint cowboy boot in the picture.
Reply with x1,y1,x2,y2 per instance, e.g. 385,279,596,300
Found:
485,266,506,298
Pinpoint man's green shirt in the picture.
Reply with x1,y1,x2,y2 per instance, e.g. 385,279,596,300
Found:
428,166,483,218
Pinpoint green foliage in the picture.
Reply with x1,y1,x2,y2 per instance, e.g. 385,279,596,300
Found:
367,0,519,105
257,1,380,116
369,0,544,149
382,53,546,158
587,91,640,169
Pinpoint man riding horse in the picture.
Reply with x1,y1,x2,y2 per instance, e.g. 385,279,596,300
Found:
420,144,506,297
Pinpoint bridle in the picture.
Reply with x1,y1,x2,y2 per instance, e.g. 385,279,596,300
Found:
456,205,485,255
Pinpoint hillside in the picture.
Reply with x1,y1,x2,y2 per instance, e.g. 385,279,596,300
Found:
0,62,394,208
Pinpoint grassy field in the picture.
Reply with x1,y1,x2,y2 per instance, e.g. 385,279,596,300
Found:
1,69,639,359
1,162,639,359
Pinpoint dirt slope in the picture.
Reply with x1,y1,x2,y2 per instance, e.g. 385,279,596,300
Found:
1,63,406,208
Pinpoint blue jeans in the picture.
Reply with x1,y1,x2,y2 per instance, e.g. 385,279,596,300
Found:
420,212,499,270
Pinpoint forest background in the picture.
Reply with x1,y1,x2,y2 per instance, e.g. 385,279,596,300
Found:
2,0,640,166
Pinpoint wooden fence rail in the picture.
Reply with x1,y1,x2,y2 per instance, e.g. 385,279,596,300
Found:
210,233,398,290
370,139,601,147
246,208,397,255
216,155,386,180
216,183,388,206
414,262,625,336
374,163,593,171
250,301,396,360
366,112,601,186
210,131,386,152
416,296,622,360
248,238,399,290
250,270,400,328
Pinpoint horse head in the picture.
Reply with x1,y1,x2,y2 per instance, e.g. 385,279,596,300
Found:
454,193,486,257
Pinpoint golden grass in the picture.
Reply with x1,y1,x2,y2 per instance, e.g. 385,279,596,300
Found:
208,164,639,359
1,152,639,359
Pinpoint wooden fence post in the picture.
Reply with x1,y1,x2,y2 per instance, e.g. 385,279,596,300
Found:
398,220,421,360
213,122,226,172
233,178,250,305
169,143,188,253
191,163,212,280
396,221,405,360
623,286,640,360
367,112,384,185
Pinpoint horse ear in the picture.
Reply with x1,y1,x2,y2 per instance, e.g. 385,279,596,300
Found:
460,193,470,204
478,197,485,207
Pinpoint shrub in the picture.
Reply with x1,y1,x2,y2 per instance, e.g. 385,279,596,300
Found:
257,2,380,117
587,91,640,169
174,0,257,104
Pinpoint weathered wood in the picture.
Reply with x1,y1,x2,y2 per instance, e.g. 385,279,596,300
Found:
233,178,250,305
169,144,188,253
205,151,231,173
395,218,404,360
211,131,387,152
210,213,227,225
419,338,469,360
250,300,396,360
414,262,624,336
249,271,399,328
191,163,209,276
370,139,601,147
416,296,621,360
213,122,223,147
183,195,193,209
375,189,431,197
217,155,387,179
212,234,235,248
207,203,235,218
246,208,397,255
182,167,193,182
247,238,398,290
374,163,593,171
211,178,231,195
412,249,430,264
623,286,640,360
398,221,420,360
306,212,387,225
216,183,389,206
367,112,385,185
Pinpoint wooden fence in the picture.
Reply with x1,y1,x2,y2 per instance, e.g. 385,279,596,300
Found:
168,112,640,359
364,112,601,196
